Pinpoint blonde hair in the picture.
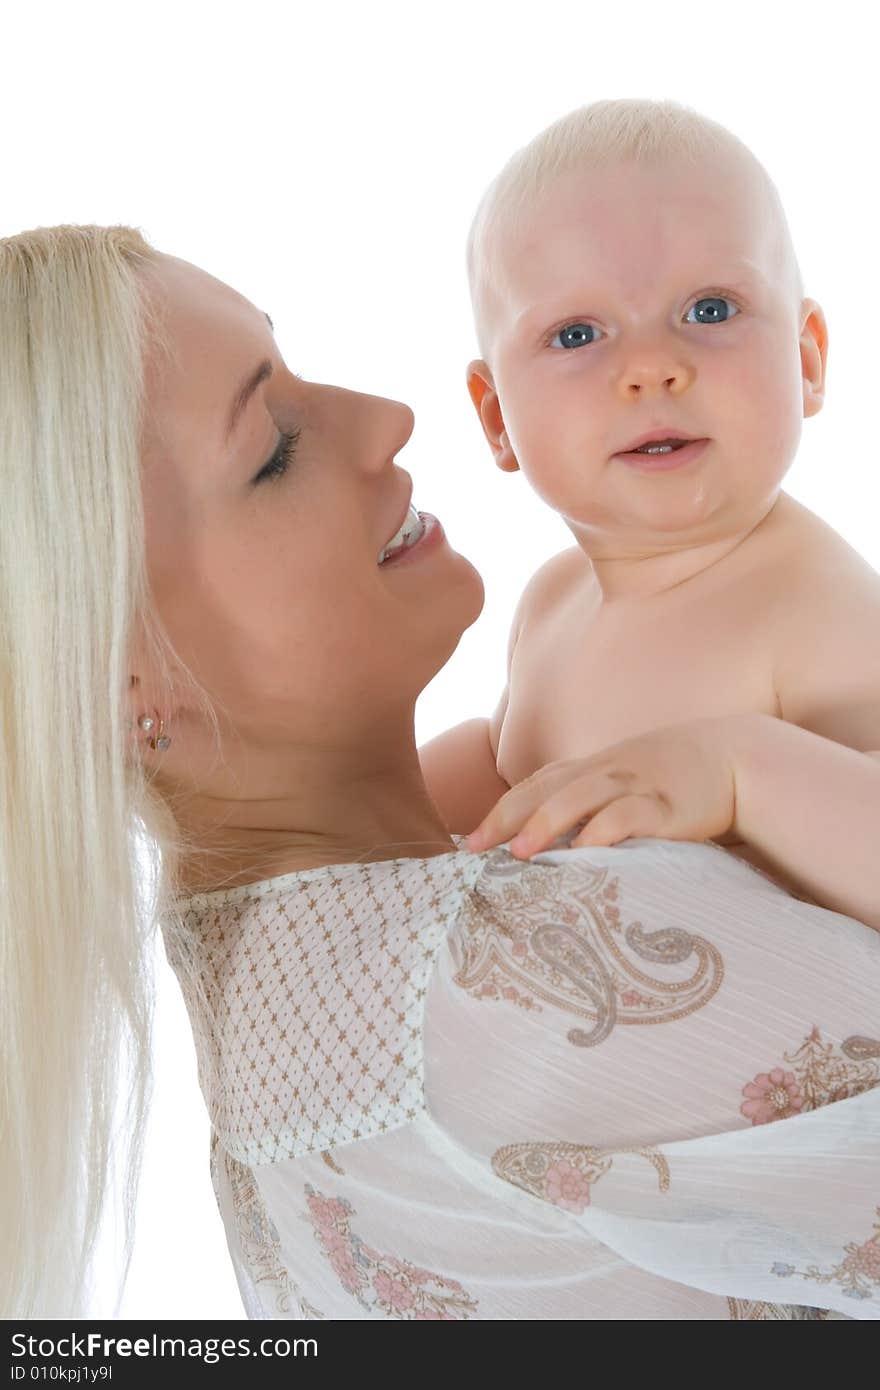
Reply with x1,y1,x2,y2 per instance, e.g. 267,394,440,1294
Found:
466,96,805,361
0,224,227,1317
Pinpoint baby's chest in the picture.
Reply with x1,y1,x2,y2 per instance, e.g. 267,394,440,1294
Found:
497,596,779,786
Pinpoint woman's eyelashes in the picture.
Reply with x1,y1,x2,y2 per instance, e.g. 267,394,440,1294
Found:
253,427,302,485
547,295,742,350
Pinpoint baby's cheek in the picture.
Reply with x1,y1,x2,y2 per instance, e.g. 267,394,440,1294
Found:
515,422,598,513
736,383,802,486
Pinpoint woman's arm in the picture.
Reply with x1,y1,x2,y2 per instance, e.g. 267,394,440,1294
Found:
732,714,880,930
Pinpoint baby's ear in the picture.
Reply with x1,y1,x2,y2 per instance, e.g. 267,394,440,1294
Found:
799,299,827,419
465,359,520,473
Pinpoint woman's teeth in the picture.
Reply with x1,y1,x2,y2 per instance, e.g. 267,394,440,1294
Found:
378,504,425,564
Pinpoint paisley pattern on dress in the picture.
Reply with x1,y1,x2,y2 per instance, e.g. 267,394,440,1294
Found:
770,1209,880,1305
491,1139,670,1214
726,1298,829,1319
213,1133,326,1318
302,1183,479,1319
841,1035,880,1062
455,849,723,1046
741,1028,880,1124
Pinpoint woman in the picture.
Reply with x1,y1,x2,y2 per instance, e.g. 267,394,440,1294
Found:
1,226,877,1320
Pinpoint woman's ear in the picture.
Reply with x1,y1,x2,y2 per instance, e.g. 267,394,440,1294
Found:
465,360,520,473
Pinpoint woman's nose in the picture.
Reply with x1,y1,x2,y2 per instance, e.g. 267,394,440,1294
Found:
351,391,415,475
311,382,415,475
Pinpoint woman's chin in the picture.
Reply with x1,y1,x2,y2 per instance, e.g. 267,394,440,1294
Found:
451,550,485,626
420,556,485,681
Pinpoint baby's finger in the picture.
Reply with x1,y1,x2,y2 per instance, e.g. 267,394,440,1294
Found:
506,780,615,857
466,776,560,850
467,762,587,849
570,793,668,848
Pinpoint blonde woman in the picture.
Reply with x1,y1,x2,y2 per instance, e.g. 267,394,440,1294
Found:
1,226,878,1322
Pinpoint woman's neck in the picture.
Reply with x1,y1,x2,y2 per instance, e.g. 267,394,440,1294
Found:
168,734,457,896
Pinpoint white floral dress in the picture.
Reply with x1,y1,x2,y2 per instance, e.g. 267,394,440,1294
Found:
161,838,880,1320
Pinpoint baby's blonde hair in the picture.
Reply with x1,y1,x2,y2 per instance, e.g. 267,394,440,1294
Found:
466,96,805,362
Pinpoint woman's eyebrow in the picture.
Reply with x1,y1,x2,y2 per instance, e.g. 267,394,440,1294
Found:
225,312,276,441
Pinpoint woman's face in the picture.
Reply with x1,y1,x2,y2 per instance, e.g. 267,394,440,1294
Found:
134,253,483,792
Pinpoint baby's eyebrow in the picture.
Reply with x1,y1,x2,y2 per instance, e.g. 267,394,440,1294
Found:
511,265,767,334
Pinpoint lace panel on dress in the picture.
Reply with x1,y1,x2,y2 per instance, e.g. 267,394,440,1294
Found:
162,852,482,1164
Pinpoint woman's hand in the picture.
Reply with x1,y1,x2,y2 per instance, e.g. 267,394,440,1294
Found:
466,715,755,859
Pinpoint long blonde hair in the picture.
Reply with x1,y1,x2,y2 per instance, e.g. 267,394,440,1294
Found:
0,224,223,1317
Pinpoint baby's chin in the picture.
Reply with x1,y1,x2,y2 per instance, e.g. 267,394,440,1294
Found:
564,485,743,544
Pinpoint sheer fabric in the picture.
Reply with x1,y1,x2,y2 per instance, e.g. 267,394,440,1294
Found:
162,838,880,1320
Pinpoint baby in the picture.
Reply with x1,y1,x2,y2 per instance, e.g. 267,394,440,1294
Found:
418,98,880,888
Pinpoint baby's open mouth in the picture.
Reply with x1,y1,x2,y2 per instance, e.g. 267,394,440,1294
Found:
621,438,690,455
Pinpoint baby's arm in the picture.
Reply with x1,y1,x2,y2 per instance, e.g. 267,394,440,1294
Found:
418,702,511,837
467,712,880,931
421,546,585,834
771,560,880,755
734,719,880,930
420,562,543,835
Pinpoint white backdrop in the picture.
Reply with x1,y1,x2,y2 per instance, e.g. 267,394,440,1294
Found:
4,0,877,1319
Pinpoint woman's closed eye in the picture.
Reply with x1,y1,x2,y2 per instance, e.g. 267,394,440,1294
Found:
253,427,302,485
547,294,742,350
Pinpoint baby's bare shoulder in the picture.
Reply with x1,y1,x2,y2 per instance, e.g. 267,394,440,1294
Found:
766,499,880,747
516,544,589,620
769,497,880,616
503,545,588,666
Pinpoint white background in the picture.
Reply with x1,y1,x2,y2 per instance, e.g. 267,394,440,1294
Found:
3,0,876,1319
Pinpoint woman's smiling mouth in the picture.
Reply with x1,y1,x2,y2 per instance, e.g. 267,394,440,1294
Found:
378,502,425,563
378,511,444,566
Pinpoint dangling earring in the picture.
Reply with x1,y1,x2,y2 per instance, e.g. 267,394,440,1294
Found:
137,711,172,752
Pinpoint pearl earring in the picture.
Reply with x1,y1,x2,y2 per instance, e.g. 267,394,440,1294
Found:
137,711,172,752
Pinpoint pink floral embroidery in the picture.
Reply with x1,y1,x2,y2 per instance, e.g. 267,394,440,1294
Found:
544,1159,592,1214
741,1068,804,1125
307,1191,349,1229
771,1207,880,1304
303,1182,478,1319
219,1140,327,1318
855,1235,880,1283
493,1140,670,1214
374,1271,415,1312
741,1030,880,1127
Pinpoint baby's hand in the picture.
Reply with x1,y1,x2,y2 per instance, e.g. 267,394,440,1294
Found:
466,715,753,859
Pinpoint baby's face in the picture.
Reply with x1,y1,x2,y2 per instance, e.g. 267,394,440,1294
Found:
470,153,826,549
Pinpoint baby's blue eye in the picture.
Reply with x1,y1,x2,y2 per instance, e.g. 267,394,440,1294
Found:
685,296,739,325
550,322,602,350
549,295,740,351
